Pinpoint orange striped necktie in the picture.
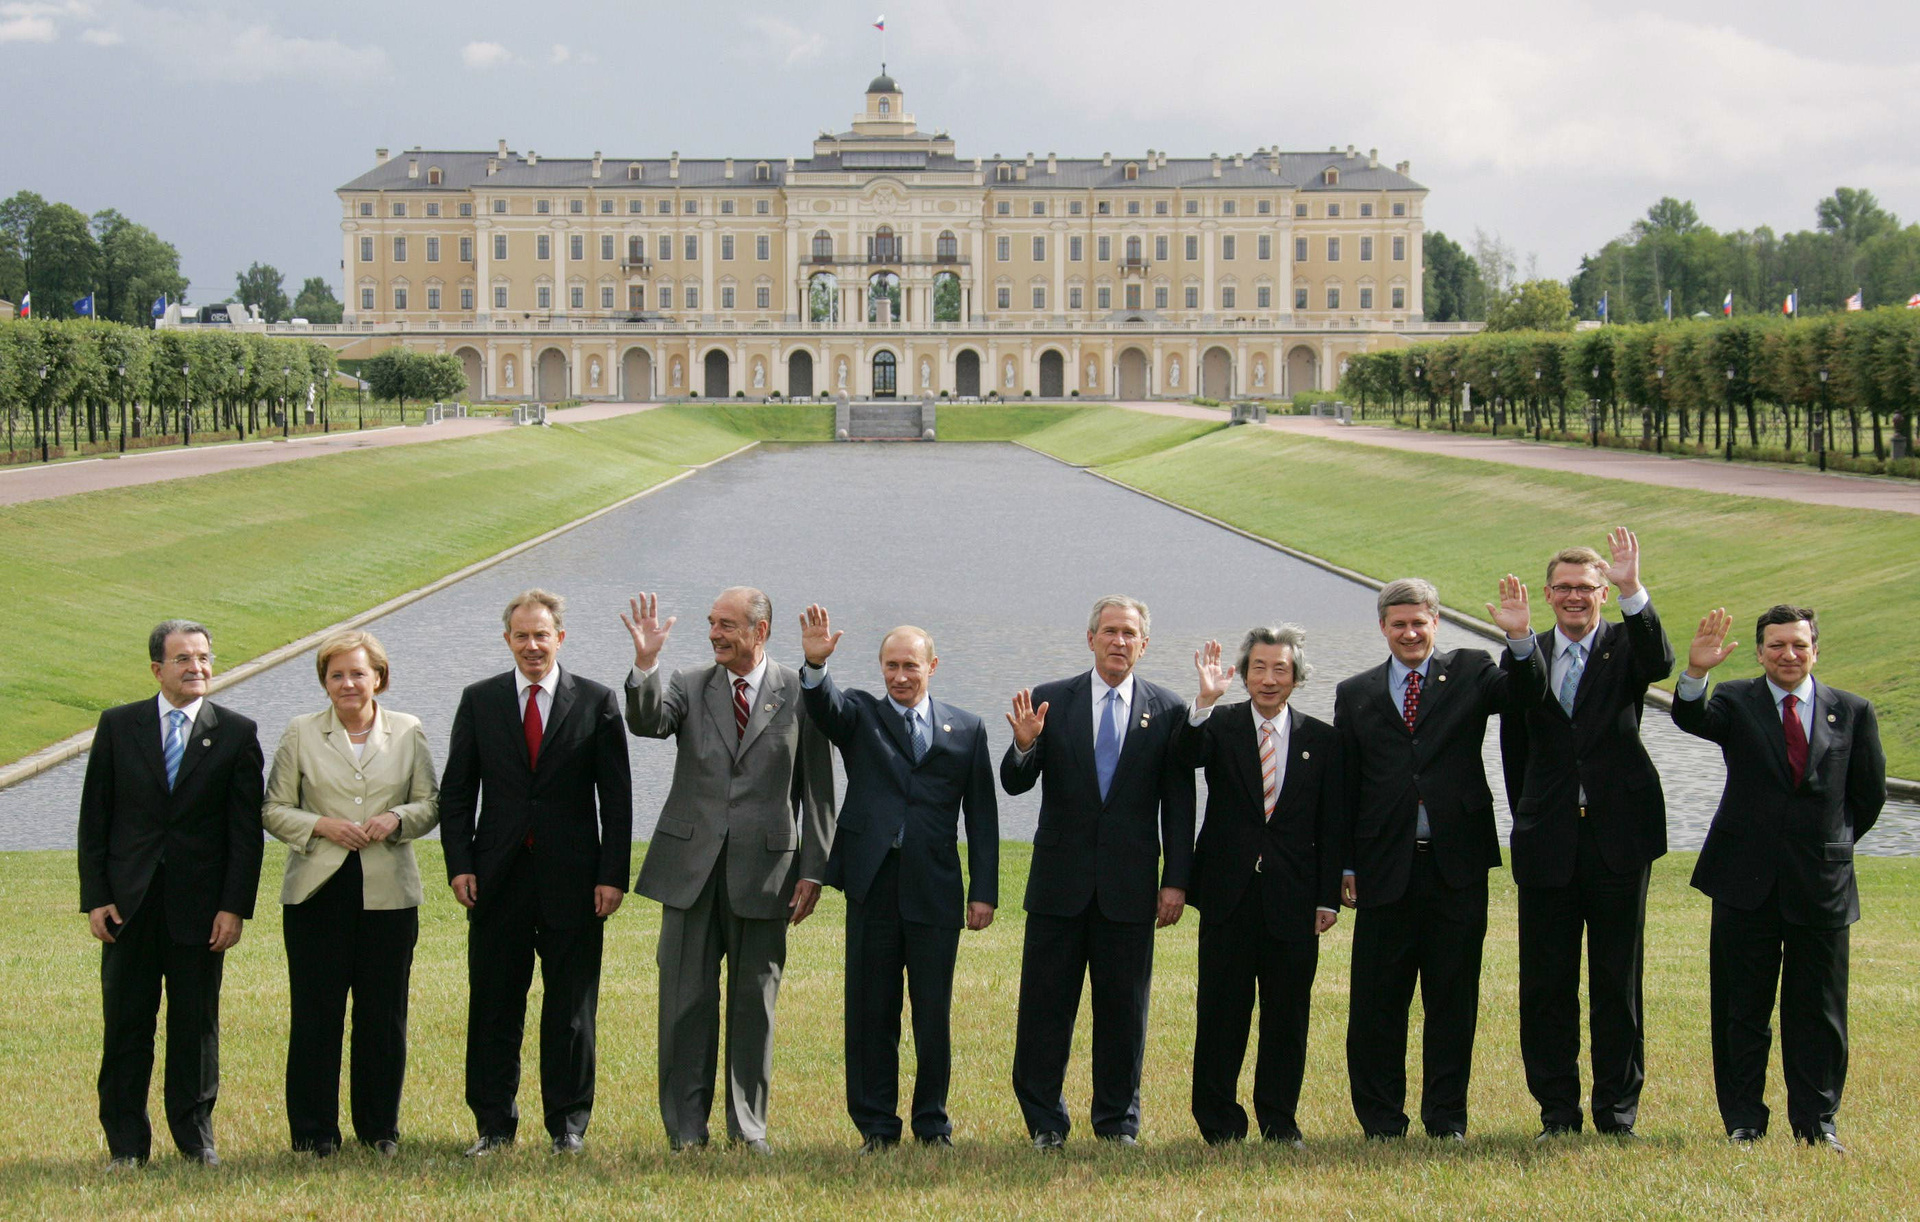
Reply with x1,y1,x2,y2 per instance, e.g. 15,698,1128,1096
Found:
1259,718,1278,820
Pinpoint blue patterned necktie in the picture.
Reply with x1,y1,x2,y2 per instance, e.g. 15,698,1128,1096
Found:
164,709,188,790
1095,688,1122,800
1558,643,1585,715
905,707,927,762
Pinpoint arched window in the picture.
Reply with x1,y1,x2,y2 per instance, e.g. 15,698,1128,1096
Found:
427,166,442,185
871,225,897,264
1323,167,1339,186
1123,162,1139,181
878,99,891,115
936,230,958,262
812,230,833,262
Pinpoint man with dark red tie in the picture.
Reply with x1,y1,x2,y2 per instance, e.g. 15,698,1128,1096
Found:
1673,604,1885,1153
440,590,633,1157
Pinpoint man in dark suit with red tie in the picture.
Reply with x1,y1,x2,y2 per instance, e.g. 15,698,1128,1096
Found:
1334,575,1545,1141
1173,628,1342,1147
440,589,633,1156
1499,528,1673,1140
1002,595,1195,1149
1673,604,1885,1153
78,619,264,1169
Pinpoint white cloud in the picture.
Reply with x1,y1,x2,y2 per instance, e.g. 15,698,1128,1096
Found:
0,12,56,41
79,24,118,43
548,42,568,65
744,16,826,66
462,39,512,69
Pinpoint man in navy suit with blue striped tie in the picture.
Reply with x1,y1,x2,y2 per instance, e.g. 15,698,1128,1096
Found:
796,605,998,1152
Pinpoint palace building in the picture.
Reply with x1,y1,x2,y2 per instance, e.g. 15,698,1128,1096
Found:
322,70,1464,402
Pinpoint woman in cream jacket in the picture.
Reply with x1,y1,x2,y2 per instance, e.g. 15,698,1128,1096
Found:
264,629,438,1157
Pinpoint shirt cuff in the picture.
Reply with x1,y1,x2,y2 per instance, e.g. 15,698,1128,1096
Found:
1011,741,1036,764
1316,906,1336,915
1617,586,1651,616
1507,634,1536,660
800,662,825,689
627,664,657,685
1675,671,1709,701
1187,702,1214,727
1343,868,1355,877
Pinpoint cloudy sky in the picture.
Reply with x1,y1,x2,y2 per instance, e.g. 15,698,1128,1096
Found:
6,0,1917,302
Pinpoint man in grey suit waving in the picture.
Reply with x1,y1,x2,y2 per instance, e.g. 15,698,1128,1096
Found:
622,588,835,1153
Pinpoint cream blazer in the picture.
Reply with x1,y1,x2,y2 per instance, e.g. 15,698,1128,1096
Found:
263,705,440,909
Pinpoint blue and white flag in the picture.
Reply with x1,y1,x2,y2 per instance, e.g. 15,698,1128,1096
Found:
151,294,167,318
1596,291,1608,322
73,293,95,317
1663,290,1672,321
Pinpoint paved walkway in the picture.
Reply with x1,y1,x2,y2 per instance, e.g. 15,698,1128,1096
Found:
0,402,660,507
1114,401,1920,516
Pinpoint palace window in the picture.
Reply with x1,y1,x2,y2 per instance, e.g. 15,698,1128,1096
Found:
1124,284,1141,309
659,234,672,261
872,226,897,262
1185,286,1199,309
756,286,771,309
1325,286,1340,309
537,200,550,214
721,235,735,260
1070,236,1083,262
537,285,551,309
1221,286,1236,308
812,230,832,260
938,230,959,260
684,235,698,260
997,236,1011,261
536,235,551,260
571,285,585,309
393,286,408,309
494,234,508,260
1097,201,1110,215
629,285,644,309
426,236,440,262
1186,199,1199,215
721,200,735,215
393,236,407,262
658,199,672,214
628,164,642,181
460,203,473,217
1360,236,1373,261
1032,286,1046,309
570,199,583,214
493,199,507,214
494,285,508,309
1155,235,1168,261
1257,234,1271,260
570,235,584,261
756,235,770,260
1185,235,1198,260
997,200,1011,215
1392,286,1406,309
602,285,615,309
1097,286,1111,309
1070,286,1084,310
600,200,613,214
685,286,699,309
1070,201,1083,215
460,287,474,310
1326,237,1340,261
392,203,406,217
1221,235,1236,260
1097,236,1111,261
1032,236,1045,260
359,236,374,262
755,163,771,182
1126,200,1140,215
659,285,672,309
756,199,770,214
1257,199,1271,215
1222,200,1236,215
1032,201,1045,216
1257,285,1272,308
1295,202,1307,217
1154,285,1168,309
996,287,1011,309
1393,202,1407,217
358,201,373,216
721,286,735,310
996,165,1013,182
1295,285,1308,309
1360,286,1374,309
601,235,615,260
684,199,698,214
1125,235,1142,262
1155,200,1168,216
1295,237,1308,262
1393,236,1406,260
1327,203,1341,218
459,237,473,262
1124,163,1139,180
426,202,441,218
360,287,374,310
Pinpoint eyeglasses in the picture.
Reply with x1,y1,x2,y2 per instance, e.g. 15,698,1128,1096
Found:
1546,584,1605,597
168,653,216,667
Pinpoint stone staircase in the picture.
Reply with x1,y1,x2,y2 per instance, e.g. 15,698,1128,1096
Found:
836,396,937,441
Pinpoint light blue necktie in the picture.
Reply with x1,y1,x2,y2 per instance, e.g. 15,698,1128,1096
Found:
905,707,927,762
164,709,188,790
1095,688,1122,801
1559,643,1585,716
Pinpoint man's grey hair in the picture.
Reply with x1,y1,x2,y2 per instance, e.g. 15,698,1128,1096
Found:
1376,578,1440,621
1238,624,1313,685
719,586,773,631
502,588,566,631
1087,595,1151,636
149,619,211,663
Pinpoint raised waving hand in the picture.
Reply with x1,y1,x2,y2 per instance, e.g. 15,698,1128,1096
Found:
799,604,843,668
1192,639,1237,710
1487,573,1533,640
621,592,677,670
1604,526,1643,596
1685,607,1739,678
1006,688,1050,752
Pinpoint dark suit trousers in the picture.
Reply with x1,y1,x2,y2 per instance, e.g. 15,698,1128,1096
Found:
97,865,223,1161
1012,902,1154,1139
1517,819,1649,1132
1710,895,1849,1138
845,850,962,1140
1346,849,1489,1136
282,852,420,1148
1191,887,1319,1141
465,850,604,1140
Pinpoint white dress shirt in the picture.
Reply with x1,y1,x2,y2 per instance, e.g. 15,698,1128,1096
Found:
1091,670,1136,751
156,691,204,748
516,661,560,724
1189,700,1332,915
633,655,768,710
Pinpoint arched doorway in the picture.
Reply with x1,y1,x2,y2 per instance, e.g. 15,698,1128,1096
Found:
703,349,730,398
788,350,814,399
1286,345,1318,394
536,348,569,401
954,349,981,398
1117,348,1149,400
1038,349,1065,398
1202,346,1233,399
871,350,897,398
454,346,484,398
621,347,653,401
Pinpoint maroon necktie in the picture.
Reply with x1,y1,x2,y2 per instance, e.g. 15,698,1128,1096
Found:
524,683,544,769
734,677,750,741
1782,693,1808,789
1401,670,1422,732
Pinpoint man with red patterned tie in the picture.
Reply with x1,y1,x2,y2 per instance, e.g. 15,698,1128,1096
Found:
1673,604,1885,1153
440,590,633,1157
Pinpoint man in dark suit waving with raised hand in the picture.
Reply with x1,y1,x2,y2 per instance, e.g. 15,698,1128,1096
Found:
796,605,998,1153
1003,595,1195,1150
1499,528,1674,1141
1335,575,1545,1142
440,589,633,1157
1674,604,1884,1153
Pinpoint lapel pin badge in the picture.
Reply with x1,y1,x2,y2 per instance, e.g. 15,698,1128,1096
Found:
1603,652,1611,660
942,724,952,733
1300,749,1311,760
1436,674,1447,683
764,703,775,712
201,738,211,747
1827,713,1837,723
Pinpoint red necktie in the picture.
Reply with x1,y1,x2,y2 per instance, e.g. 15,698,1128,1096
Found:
1401,670,1422,732
734,677,750,741
1782,693,1808,789
524,683,544,770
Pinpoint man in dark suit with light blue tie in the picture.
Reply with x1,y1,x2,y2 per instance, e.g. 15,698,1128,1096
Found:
1002,595,1195,1150
795,606,998,1152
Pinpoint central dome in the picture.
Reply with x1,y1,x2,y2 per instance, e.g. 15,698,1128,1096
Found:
867,72,898,94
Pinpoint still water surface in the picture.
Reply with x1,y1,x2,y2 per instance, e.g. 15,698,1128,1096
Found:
4,443,1913,854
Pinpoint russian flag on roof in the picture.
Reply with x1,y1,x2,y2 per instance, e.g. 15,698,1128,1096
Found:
873,15,884,30
1722,291,1732,316
16,291,27,318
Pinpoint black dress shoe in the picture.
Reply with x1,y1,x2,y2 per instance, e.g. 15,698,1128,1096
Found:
1098,1132,1138,1147
1800,1131,1846,1155
1728,1127,1763,1146
1428,1130,1466,1143
1602,1126,1643,1141
858,1134,899,1155
1201,1130,1243,1147
464,1135,514,1157
312,1140,339,1159
107,1155,146,1171
917,1134,954,1149
371,1139,399,1157
1264,1131,1306,1150
1032,1131,1066,1151
552,1133,584,1155
668,1137,708,1154
186,1148,220,1167
1365,1130,1407,1141
1534,1125,1578,1143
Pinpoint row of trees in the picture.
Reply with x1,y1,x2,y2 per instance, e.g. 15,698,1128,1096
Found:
236,263,344,325
358,347,466,409
1338,309,1920,474
0,317,338,461
0,191,190,326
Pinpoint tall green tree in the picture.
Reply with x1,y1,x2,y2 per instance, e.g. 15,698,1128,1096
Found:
1423,230,1488,322
1815,187,1898,246
92,210,189,326
0,190,47,303
290,276,344,324
1485,279,1576,332
25,203,99,319
234,262,290,323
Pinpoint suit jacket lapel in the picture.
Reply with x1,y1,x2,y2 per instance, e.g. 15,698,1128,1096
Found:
355,706,392,774
915,698,954,768
537,670,579,769
1747,680,1793,788
879,693,916,762
1569,620,1607,713
1410,651,1451,731
1228,702,1267,817
704,666,741,758
1367,662,1406,736
499,672,533,772
133,700,170,792
737,661,787,757
1105,680,1161,808
1270,706,1311,821
322,705,363,774
1804,680,1836,783
172,702,220,789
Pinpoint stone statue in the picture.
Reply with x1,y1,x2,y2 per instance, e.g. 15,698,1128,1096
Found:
670,358,683,388
588,357,602,389
1003,358,1015,389
1253,358,1266,388
1169,356,1182,389
837,358,849,389
753,360,765,388
503,357,516,389
1085,359,1097,388
919,358,931,389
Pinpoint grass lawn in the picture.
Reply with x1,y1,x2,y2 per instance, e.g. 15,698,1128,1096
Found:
1018,409,1228,467
1101,426,1920,778
0,844,1913,1217
0,408,758,763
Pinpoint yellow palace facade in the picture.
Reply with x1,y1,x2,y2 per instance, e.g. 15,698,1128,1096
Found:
319,71,1469,402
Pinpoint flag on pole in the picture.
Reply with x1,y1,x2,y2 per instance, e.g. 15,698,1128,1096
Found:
1845,289,1863,312
1783,290,1797,317
1663,289,1672,321
1596,291,1608,322
17,292,28,318
1722,291,1732,317
873,14,884,29
1909,293,1920,309
74,293,95,317
151,294,167,319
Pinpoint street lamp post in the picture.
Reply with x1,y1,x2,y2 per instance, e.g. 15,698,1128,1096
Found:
1816,367,1829,472
116,364,128,453
281,365,292,438
1533,369,1543,440
38,365,50,463
181,363,192,447
357,377,364,432
1653,366,1665,454
1489,368,1499,437
1591,366,1602,436
235,364,247,439
1724,366,1736,461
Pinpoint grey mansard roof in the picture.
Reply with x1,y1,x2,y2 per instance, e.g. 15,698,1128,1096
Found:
339,148,1425,194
